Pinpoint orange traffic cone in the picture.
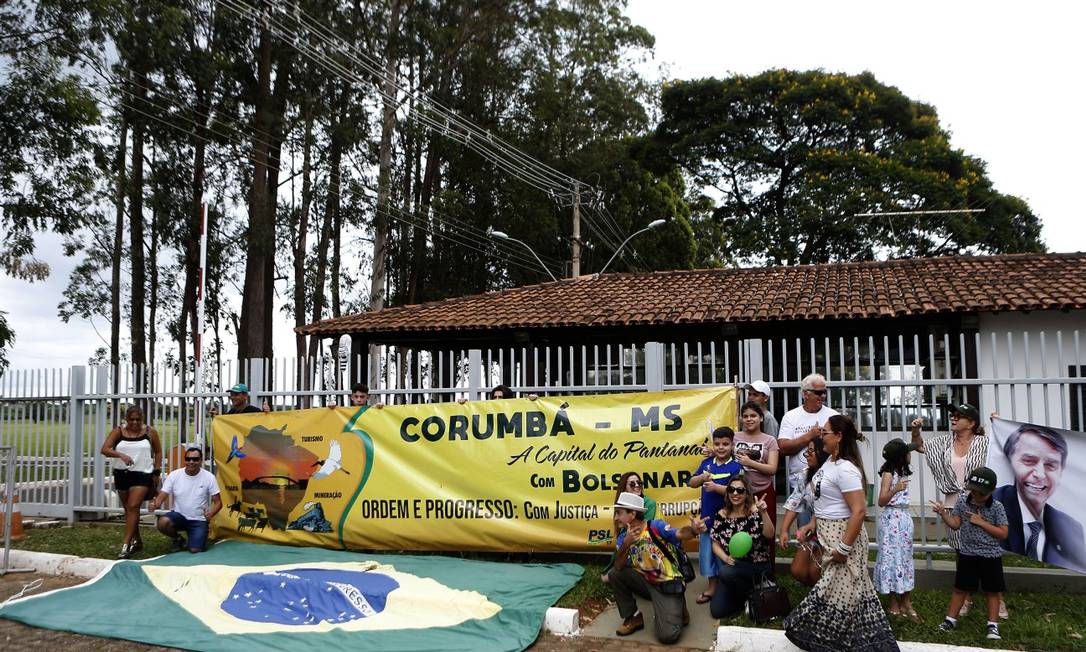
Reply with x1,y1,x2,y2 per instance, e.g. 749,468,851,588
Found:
0,494,26,541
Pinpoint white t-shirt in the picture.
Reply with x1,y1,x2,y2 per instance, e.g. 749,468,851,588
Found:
812,458,864,519
161,468,220,521
778,405,839,478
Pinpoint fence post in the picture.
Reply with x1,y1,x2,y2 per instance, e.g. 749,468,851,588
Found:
645,342,665,392
468,349,484,400
248,358,266,407
67,365,86,523
92,366,108,513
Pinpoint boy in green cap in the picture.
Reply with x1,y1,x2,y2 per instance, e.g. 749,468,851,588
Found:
930,466,1009,640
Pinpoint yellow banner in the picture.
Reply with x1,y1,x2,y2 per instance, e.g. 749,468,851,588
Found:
211,386,736,551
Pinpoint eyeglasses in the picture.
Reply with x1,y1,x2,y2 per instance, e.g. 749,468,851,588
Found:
726,486,747,494
184,457,201,462
805,389,828,396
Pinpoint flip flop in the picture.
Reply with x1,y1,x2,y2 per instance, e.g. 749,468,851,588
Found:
696,592,713,604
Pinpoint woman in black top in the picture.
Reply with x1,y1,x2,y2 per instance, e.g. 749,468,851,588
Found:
101,406,162,558
707,475,774,618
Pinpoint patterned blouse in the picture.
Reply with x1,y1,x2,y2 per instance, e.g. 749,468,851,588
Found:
709,510,769,564
783,481,816,515
921,433,989,495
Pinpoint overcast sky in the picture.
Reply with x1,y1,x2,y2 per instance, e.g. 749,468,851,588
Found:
3,0,1083,372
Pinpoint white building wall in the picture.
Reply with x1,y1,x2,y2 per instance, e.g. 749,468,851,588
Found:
978,309,1086,430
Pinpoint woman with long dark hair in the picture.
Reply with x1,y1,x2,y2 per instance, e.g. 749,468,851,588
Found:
779,437,831,586
101,405,162,559
707,475,774,618
784,414,898,651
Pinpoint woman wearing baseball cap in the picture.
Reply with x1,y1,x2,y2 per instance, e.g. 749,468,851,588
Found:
910,403,1005,619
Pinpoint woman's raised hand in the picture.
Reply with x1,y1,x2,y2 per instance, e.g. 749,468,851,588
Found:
910,417,923,429
754,493,769,512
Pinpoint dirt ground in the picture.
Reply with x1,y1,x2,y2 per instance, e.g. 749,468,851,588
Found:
0,573,175,651
0,573,703,652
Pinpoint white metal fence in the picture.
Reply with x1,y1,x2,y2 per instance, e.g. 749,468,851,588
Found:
2,330,1084,553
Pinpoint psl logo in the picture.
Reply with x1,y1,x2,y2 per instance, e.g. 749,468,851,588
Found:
587,529,613,545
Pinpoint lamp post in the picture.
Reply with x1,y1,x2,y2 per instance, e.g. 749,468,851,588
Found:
595,219,666,278
490,231,559,282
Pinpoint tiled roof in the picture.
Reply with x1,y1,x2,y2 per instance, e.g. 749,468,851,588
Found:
298,253,1086,336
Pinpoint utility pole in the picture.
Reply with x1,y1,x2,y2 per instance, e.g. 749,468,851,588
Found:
570,183,581,277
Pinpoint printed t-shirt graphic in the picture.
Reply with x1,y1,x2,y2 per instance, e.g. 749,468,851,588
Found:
694,456,743,519
615,519,683,584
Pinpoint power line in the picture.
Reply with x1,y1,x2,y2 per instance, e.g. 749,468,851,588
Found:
218,0,596,204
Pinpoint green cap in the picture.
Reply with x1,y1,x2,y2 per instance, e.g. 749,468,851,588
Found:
965,466,997,493
882,438,919,461
228,383,250,394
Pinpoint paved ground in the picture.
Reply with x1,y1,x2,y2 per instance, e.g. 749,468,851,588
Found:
582,573,717,649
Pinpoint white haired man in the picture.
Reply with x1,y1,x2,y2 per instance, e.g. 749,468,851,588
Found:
777,373,838,527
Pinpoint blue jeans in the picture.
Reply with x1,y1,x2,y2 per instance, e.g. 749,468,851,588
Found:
711,559,771,619
164,511,209,550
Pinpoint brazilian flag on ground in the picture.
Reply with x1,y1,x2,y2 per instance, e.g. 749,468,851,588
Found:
0,541,582,651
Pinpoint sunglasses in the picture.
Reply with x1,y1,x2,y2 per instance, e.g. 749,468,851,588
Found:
627,480,642,487
805,389,828,396
185,457,201,462
726,486,747,494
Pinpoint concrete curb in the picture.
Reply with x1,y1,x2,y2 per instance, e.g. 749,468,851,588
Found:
7,549,113,579
542,607,580,635
713,626,1019,652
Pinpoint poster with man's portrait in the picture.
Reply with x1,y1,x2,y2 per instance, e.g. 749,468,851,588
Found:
988,418,1086,574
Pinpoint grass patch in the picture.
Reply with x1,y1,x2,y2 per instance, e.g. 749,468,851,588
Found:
15,526,1085,650
13,522,178,559
711,574,1085,651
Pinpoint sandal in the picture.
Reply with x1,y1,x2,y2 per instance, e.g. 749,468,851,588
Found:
906,609,924,624
695,592,713,604
887,608,902,618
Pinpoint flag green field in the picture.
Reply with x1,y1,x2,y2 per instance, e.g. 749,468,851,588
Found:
0,540,583,651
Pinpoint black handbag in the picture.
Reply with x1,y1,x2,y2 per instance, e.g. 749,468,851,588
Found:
747,573,791,623
648,525,696,584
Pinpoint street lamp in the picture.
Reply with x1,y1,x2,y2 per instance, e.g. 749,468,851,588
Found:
490,231,559,282
595,219,666,278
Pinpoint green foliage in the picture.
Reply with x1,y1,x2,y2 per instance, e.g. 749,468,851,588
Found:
0,310,13,370
0,48,101,277
652,69,1045,265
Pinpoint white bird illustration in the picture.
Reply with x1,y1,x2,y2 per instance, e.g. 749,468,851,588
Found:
311,440,349,479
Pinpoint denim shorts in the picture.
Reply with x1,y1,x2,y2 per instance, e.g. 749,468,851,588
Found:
699,531,720,578
164,511,210,550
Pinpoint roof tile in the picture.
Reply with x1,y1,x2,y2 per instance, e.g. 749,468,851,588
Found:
298,253,1086,336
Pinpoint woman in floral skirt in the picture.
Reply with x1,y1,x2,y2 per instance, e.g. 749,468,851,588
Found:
784,414,898,652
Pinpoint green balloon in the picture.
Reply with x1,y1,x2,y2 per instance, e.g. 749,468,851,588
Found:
729,531,753,558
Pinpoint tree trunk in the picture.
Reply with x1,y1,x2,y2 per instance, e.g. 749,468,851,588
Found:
368,0,405,313
294,107,314,362
110,116,128,387
238,13,274,362
129,70,148,377
147,141,160,402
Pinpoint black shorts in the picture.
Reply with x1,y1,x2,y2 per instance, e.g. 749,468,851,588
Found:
113,469,154,492
954,553,1005,593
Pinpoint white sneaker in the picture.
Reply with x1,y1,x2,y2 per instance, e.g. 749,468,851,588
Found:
986,623,1001,640
998,598,1009,620
959,596,971,616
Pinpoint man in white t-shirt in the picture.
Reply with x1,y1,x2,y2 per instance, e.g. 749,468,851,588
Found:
778,374,838,525
151,446,221,553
